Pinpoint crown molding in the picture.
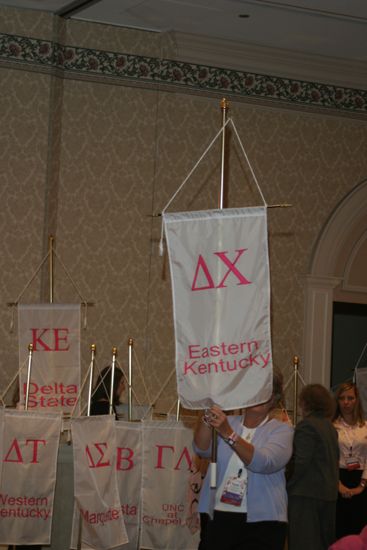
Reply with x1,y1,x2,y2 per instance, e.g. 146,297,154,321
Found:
172,32,367,91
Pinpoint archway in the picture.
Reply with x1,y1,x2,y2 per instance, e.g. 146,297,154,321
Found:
303,177,367,386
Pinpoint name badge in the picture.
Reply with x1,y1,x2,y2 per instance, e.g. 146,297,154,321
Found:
346,456,361,470
220,471,246,507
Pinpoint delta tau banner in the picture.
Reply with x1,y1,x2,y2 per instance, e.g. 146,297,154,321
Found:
163,207,272,410
0,410,62,546
140,420,200,550
18,304,81,413
71,415,128,550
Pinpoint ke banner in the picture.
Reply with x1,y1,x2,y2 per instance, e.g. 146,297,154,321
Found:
164,207,273,410
0,410,62,546
71,415,128,550
140,420,200,550
18,304,81,413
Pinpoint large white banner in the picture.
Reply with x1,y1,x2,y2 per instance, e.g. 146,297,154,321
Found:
18,304,81,413
164,207,273,410
140,420,200,550
71,416,128,550
0,410,61,546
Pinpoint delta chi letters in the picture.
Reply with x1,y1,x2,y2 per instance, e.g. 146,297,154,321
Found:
163,207,273,411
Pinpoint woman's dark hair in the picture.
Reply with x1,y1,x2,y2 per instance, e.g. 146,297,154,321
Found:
332,381,364,426
92,366,123,405
272,368,285,408
299,384,335,418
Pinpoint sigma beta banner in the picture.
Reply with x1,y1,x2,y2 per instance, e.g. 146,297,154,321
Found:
18,304,81,413
0,410,62,546
140,420,200,550
71,416,128,550
163,207,273,410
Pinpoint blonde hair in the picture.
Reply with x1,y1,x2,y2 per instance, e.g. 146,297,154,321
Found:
333,382,364,426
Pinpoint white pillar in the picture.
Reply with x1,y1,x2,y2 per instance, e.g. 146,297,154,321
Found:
303,275,342,386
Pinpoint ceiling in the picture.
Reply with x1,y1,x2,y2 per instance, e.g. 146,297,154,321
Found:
1,0,367,87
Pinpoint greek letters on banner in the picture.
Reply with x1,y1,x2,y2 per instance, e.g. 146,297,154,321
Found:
71,416,128,550
140,420,200,550
163,207,273,410
18,304,81,413
18,304,80,413
0,410,62,546
114,422,143,550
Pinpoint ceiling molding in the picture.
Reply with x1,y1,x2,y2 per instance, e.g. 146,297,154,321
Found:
171,32,367,91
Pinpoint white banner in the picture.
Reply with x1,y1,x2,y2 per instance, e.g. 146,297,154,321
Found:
71,416,128,550
140,420,200,550
0,410,61,546
115,422,143,550
18,304,81,413
164,207,273,410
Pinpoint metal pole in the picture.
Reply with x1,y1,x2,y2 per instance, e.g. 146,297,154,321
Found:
176,398,181,421
109,347,117,415
293,355,299,424
87,344,96,416
24,343,34,411
49,235,54,304
128,338,133,421
211,98,229,488
219,98,229,209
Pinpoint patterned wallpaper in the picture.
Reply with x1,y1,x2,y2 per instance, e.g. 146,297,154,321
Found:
1,6,367,413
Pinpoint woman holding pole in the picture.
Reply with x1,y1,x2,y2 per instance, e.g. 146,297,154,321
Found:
193,369,293,550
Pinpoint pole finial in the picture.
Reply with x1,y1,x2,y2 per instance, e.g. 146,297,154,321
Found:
220,98,229,111
90,343,96,352
293,355,299,366
112,346,117,356
128,338,134,346
28,343,33,352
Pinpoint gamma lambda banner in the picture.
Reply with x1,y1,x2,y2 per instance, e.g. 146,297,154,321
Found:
140,420,200,550
18,304,81,413
0,410,62,546
163,207,272,410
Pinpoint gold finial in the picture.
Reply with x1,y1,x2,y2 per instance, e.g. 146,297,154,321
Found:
128,338,134,346
28,343,33,351
221,98,229,111
90,343,96,352
293,355,299,365
112,346,117,356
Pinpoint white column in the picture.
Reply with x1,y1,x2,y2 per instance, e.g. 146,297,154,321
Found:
303,275,342,387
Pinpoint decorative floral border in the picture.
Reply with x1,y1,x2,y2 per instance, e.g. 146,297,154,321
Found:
1,32,366,114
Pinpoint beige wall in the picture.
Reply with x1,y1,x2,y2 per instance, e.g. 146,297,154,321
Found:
1,7,367,412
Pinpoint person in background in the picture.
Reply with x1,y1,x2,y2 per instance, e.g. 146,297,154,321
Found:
333,382,367,539
193,370,293,550
287,384,339,550
90,366,125,416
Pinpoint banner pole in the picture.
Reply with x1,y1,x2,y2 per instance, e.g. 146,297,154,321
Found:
109,347,117,415
24,343,34,411
87,344,96,416
293,355,299,424
128,338,133,421
49,235,54,304
219,98,229,209
211,98,229,487
176,399,181,421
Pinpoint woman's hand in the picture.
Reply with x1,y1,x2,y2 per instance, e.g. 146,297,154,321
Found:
339,481,363,498
205,405,232,439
